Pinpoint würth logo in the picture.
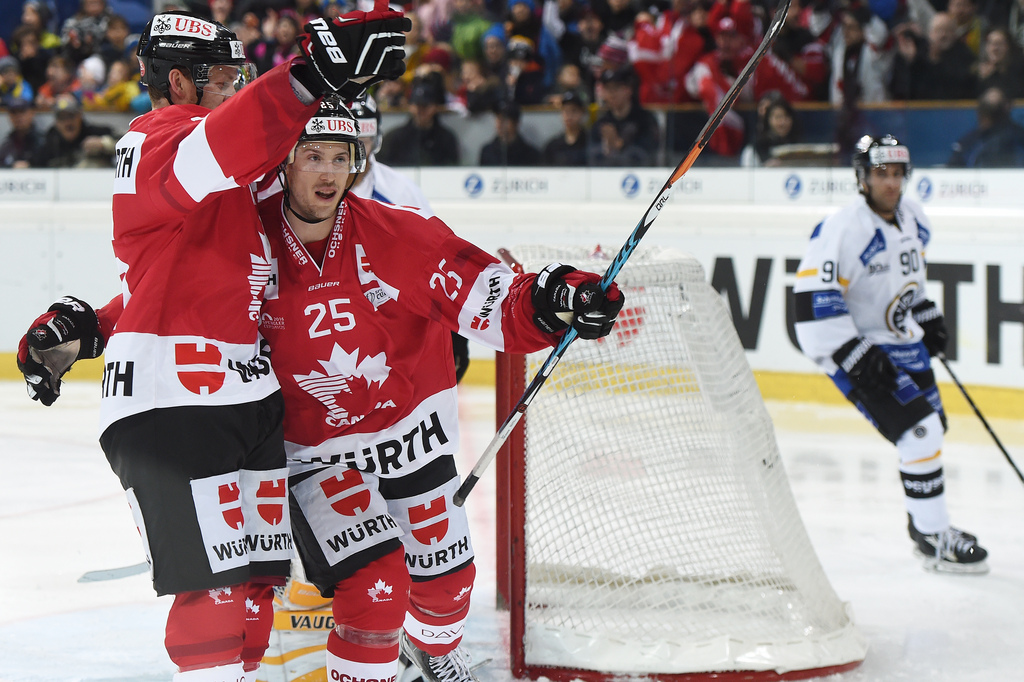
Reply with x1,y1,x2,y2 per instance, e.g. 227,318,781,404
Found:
319,469,371,516
408,496,448,545
470,316,489,330
256,478,287,525
175,342,225,395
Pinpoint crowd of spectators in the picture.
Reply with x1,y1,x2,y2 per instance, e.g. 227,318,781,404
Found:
3,0,1024,168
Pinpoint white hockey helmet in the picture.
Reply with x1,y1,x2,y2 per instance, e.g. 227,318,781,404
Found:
853,134,911,193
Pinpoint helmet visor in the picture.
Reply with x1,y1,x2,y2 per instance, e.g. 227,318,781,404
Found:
291,141,365,174
197,62,258,99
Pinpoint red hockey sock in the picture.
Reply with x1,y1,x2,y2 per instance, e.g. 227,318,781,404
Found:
165,585,246,672
241,581,277,671
405,563,475,656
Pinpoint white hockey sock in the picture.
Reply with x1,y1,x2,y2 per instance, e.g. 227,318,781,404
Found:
897,412,949,534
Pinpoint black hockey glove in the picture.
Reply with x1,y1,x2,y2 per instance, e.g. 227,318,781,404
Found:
16,296,105,406
531,263,625,340
832,337,898,392
294,0,411,99
912,299,948,357
452,332,470,383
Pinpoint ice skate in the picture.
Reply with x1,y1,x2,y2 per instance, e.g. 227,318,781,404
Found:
909,517,989,574
399,631,479,682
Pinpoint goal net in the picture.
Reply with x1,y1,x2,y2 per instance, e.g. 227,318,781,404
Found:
494,245,866,681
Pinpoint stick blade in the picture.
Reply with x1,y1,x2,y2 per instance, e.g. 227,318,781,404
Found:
77,561,150,583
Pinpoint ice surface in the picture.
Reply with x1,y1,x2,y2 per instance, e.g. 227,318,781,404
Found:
2,381,1022,682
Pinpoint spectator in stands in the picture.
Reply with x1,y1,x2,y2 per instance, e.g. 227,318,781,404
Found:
458,58,503,113
740,91,801,166
378,72,461,166
829,3,892,107
11,24,52,94
949,0,984,55
34,93,116,168
588,65,660,166
948,86,1024,166
20,1,61,50
505,0,562,88
551,62,588,103
0,98,43,168
75,53,106,99
543,88,589,165
95,14,132,70
506,34,548,104
483,22,509,81
977,27,1024,99
34,54,79,108
594,0,638,34
1010,0,1024,48
249,11,302,75
559,6,605,97
209,0,237,26
630,10,681,105
448,0,497,63
479,99,541,165
60,0,113,65
772,0,829,101
687,14,808,157
0,56,35,106
83,58,139,111
890,12,975,100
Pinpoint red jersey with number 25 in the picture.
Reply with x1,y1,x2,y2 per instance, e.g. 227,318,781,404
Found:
257,193,555,476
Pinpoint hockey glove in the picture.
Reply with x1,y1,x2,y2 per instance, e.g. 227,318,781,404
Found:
531,263,625,340
832,337,898,392
16,296,105,406
295,0,411,99
912,299,948,357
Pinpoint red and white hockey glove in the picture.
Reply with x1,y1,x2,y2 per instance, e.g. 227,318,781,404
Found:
295,0,410,99
17,296,104,406
531,264,625,340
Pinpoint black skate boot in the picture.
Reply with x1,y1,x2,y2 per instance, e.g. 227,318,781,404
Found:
908,516,989,574
400,631,479,682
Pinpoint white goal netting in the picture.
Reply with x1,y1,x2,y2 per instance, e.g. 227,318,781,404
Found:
504,245,866,678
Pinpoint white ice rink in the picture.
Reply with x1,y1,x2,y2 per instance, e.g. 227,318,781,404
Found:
2,379,1023,682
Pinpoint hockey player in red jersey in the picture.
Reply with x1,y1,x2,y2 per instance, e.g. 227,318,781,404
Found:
16,8,410,682
256,97,623,682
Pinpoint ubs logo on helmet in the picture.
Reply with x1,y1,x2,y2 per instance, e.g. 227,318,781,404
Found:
151,14,217,40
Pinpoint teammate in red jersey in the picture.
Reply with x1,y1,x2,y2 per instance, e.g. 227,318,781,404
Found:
255,97,623,682
16,8,409,682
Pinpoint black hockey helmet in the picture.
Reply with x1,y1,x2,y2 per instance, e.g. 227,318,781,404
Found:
853,134,912,192
347,93,383,156
290,94,368,174
137,11,256,104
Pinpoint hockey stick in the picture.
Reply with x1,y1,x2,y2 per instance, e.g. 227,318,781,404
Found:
936,352,1024,485
78,561,149,583
452,0,793,507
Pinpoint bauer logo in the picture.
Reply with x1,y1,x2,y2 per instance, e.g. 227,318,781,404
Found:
463,174,484,197
621,174,640,197
785,174,802,198
916,177,933,201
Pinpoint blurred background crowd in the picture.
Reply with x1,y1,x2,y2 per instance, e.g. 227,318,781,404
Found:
3,0,1024,170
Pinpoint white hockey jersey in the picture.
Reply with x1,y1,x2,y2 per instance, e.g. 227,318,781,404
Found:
793,194,934,375
348,156,433,217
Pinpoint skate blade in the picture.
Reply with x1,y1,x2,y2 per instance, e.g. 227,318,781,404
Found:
915,549,990,575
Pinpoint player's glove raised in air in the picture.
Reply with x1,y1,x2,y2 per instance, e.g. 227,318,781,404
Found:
832,337,898,392
531,263,625,340
912,299,948,357
294,0,411,99
17,296,105,406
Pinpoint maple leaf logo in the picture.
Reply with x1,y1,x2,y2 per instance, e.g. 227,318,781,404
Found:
294,343,391,424
245,597,259,614
208,586,233,604
367,579,394,602
454,586,472,601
